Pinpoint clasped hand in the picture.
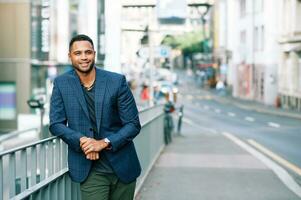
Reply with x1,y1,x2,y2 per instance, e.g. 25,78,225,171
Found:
80,137,108,160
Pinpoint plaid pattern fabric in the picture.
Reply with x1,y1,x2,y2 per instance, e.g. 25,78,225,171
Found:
49,68,141,183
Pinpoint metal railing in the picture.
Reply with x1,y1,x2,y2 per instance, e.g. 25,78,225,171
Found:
0,136,81,200
135,105,165,192
0,105,165,200
0,128,39,152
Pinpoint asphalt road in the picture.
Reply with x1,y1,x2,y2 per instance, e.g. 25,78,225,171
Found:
179,73,301,185
136,73,301,200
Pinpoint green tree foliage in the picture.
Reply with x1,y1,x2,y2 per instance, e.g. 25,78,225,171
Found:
161,31,210,55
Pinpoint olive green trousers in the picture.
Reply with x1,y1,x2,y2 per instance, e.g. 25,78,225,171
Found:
80,169,136,200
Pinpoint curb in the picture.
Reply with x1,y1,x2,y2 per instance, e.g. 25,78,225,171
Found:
211,93,301,120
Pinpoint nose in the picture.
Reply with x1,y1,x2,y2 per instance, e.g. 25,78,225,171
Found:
80,53,88,60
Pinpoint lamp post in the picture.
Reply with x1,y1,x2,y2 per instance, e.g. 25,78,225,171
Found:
27,99,46,139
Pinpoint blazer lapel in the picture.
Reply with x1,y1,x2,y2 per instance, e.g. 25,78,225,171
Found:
94,68,107,133
70,70,90,119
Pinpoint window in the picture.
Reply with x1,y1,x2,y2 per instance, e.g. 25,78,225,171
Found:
240,0,246,17
255,0,264,13
0,82,16,120
261,25,264,51
254,27,259,51
296,0,301,31
254,26,264,51
298,51,301,91
240,30,246,44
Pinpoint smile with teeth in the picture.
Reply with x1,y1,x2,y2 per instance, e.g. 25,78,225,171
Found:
81,62,89,66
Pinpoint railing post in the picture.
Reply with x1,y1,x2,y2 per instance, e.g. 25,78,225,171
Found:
66,175,72,200
31,146,37,186
55,139,61,173
62,141,67,169
40,143,46,181
20,149,27,192
0,157,3,200
48,140,54,176
9,152,16,198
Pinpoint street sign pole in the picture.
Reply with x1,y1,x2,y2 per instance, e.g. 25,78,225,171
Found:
148,11,154,107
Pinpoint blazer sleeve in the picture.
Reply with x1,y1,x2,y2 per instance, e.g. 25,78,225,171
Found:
106,75,141,152
49,79,84,152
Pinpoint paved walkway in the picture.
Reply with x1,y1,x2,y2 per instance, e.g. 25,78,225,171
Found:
135,112,301,200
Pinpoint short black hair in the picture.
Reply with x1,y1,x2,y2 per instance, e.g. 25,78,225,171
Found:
69,34,94,51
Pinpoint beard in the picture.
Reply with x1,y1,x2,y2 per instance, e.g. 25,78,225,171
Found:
73,60,95,74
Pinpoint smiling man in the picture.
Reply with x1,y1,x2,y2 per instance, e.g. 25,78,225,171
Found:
49,34,141,200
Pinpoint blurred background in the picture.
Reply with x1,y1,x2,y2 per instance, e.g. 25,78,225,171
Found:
1,0,301,132
1,0,301,199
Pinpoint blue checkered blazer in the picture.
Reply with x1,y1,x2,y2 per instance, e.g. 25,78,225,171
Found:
49,67,141,183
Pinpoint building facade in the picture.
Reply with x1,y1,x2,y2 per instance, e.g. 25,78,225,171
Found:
214,0,281,106
278,0,301,110
0,1,31,130
0,0,105,131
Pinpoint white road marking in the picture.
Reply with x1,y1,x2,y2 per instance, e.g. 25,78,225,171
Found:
205,95,213,100
183,118,218,134
268,122,280,128
215,109,221,113
227,112,236,117
186,95,193,100
197,96,204,100
245,116,255,122
222,132,301,198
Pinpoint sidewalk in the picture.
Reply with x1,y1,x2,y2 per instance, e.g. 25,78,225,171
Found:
135,121,301,200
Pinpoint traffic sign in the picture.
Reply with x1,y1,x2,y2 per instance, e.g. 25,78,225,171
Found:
137,45,171,59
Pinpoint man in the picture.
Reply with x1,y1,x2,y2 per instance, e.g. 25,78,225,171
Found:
49,34,141,200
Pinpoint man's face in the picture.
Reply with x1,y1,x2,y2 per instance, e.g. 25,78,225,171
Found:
69,41,96,74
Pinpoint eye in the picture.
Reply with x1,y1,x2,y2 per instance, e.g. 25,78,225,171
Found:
86,51,93,55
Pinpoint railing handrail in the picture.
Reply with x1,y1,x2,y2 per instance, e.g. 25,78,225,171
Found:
138,103,164,113
141,110,164,127
0,105,163,157
0,127,39,143
0,136,56,157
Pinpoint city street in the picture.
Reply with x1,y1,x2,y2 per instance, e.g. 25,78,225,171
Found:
1,0,301,199
136,72,301,200
182,75,301,182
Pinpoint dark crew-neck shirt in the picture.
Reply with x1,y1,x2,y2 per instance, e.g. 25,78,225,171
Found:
82,84,113,173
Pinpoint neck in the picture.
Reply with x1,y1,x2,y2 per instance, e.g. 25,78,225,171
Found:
76,67,96,86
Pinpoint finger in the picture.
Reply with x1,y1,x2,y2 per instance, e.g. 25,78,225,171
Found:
80,137,89,146
80,136,87,143
84,146,94,154
95,153,99,160
81,139,91,148
92,153,96,160
82,141,93,150
88,152,96,160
